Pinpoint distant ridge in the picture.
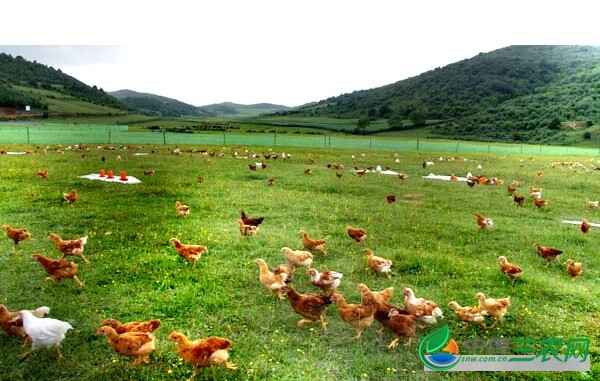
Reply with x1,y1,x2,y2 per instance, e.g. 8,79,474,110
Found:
110,89,207,117
110,90,292,117
199,101,292,117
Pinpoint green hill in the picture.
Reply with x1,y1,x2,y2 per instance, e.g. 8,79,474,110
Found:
199,101,292,117
110,90,291,117
287,45,600,143
0,53,127,116
110,89,212,117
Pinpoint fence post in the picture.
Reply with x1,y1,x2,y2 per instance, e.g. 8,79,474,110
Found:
163,129,166,145
223,132,226,145
369,137,372,149
455,141,460,152
27,127,30,144
416,138,419,151
108,129,111,144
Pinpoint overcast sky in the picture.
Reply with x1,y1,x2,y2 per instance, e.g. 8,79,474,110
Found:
1,1,598,107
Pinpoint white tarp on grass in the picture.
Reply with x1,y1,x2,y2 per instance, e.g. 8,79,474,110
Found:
352,165,402,176
422,173,468,182
79,173,141,184
561,220,600,228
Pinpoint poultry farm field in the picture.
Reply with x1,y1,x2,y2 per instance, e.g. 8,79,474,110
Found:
0,144,598,381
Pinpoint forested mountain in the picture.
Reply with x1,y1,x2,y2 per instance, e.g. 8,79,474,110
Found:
200,102,292,116
0,53,126,111
111,90,292,117
110,89,210,117
290,45,600,142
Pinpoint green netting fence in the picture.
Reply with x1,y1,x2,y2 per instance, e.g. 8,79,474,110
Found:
1,123,599,156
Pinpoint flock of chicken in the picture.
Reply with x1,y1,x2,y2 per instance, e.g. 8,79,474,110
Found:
250,213,521,351
1,227,235,380
244,159,594,356
1,148,596,380
475,179,591,283
1,225,88,287
0,302,236,381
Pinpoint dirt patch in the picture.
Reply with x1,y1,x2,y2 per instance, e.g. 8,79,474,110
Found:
0,107,19,116
564,122,582,129
401,193,424,205
0,107,36,120
402,193,425,199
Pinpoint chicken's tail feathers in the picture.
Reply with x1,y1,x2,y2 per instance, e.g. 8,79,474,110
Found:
417,315,438,324
149,319,161,331
210,349,230,363
80,236,89,245
34,306,50,316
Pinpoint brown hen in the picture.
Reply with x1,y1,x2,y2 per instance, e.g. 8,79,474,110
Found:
31,254,84,287
169,332,237,381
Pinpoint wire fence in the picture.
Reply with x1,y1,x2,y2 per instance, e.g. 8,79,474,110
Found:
1,123,599,156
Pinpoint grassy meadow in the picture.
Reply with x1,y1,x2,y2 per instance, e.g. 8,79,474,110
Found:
0,143,598,381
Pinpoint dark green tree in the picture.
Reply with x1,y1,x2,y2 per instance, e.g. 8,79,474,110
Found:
378,104,392,118
409,111,427,127
355,117,370,134
548,116,561,129
388,113,405,129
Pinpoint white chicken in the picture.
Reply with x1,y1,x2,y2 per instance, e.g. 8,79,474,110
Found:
19,310,73,360
403,287,443,325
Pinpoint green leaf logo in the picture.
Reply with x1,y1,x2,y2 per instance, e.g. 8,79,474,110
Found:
425,325,450,353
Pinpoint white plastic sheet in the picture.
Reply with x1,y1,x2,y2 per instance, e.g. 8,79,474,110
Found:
78,173,141,184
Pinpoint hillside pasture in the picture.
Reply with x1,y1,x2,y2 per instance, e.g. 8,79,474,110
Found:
0,143,598,380
11,85,127,116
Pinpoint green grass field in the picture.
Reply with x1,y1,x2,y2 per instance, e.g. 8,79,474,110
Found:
0,143,598,380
